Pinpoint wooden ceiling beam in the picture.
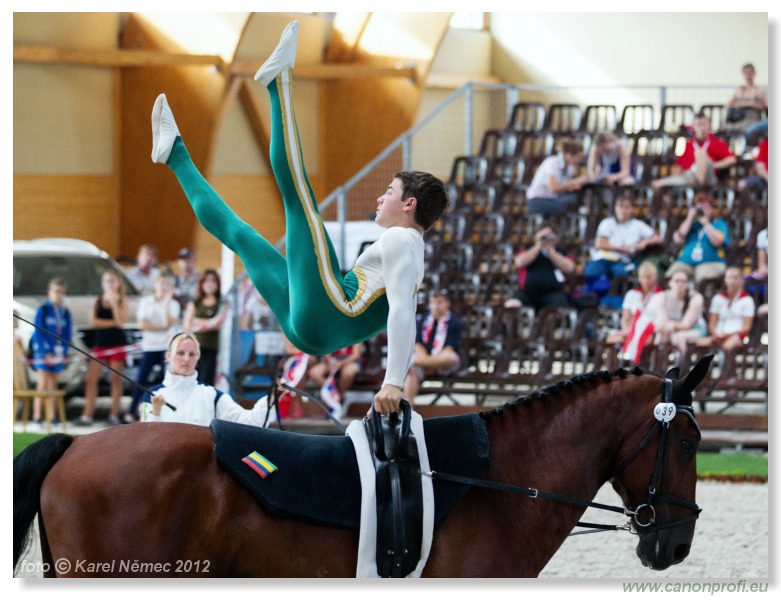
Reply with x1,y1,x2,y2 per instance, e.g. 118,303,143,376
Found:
14,44,418,82
14,45,224,69
230,61,417,82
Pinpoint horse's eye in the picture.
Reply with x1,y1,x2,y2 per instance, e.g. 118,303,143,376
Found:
680,440,695,456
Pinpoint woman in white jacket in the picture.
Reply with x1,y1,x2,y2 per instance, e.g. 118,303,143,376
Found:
140,332,274,427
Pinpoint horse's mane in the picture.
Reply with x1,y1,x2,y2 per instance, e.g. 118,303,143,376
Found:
479,365,649,419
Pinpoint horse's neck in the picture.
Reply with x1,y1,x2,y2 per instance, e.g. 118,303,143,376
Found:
487,378,651,497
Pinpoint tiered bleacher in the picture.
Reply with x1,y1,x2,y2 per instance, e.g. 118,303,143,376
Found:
412,101,767,410
235,100,768,415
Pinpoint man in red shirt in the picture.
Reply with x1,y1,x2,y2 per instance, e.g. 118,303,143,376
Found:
738,136,769,191
652,113,737,190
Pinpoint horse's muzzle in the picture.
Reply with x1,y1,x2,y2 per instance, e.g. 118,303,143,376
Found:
635,532,692,570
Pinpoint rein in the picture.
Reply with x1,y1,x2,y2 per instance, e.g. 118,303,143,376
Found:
423,470,634,534
16,313,177,411
272,382,348,433
425,377,702,537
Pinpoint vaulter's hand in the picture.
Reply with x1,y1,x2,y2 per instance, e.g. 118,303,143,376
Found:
373,384,402,415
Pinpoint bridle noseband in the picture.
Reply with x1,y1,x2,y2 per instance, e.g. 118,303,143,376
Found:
613,378,702,534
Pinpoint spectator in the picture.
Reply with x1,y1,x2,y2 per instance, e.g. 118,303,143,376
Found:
725,63,768,133
13,309,26,381
666,189,729,285
504,223,575,311
526,138,590,216
277,334,313,419
140,332,274,426
745,227,768,315
75,270,129,426
126,273,181,423
125,243,161,295
748,227,768,282
651,113,737,190
697,266,755,353
647,270,707,353
29,277,73,430
307,343,364,417
586,131,636,186
737,136,768,192
173,247,201,309
237,277,278,332
584,196,661,292
403,289,463,404
183,268,227,386
605,260,663,346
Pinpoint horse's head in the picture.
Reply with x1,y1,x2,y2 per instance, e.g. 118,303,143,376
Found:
610,354,714,571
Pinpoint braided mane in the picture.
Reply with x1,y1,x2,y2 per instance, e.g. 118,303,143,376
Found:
479,365,647,419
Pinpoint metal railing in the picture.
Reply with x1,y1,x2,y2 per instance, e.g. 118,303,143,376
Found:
282,81,735,266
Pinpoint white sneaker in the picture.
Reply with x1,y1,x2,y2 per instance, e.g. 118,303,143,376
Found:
151,93,180,164
254,20,299,85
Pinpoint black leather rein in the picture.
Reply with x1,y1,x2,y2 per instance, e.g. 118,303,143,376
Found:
425,378,702,536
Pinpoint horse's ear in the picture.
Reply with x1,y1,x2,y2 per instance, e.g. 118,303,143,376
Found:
681,354,715,395
665,366,681,381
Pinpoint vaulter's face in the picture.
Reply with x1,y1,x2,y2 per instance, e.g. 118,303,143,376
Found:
375,178,408,227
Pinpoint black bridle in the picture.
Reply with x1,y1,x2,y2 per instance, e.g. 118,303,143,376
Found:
425,377,702,536
611,378,702,533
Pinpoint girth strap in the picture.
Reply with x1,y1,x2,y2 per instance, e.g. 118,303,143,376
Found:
363,400,423,578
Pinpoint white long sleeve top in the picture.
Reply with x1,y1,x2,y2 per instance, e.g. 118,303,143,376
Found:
140,370,274,427
353,227,424,388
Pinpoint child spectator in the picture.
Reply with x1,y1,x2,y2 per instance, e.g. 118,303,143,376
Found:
30,277,73,429
403,289,463,404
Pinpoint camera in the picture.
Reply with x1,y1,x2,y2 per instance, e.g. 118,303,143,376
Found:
696,208,705,218
540,234,556,242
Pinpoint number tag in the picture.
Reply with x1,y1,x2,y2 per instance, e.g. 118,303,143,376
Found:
654,403,677,423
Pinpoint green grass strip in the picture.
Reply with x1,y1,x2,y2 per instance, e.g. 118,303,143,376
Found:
697,451,768,480
14,432,47,458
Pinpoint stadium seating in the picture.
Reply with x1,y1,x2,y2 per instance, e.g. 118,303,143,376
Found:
402,102,767,403
352,100,767,408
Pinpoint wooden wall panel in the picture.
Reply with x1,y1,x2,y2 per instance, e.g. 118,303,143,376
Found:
13,175,120,255
189,174,322,272
119,14,226,263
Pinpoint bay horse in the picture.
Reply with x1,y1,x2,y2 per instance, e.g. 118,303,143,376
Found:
14,357,712,578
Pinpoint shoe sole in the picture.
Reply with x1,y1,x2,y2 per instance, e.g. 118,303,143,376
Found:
151,93,178,163
254,20,299,85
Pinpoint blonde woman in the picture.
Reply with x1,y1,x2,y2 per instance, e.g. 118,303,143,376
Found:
127,273,181,422
605,260,663,346
76,270,129,426
141,332,273,427
698,266,756,352
647,270,707,353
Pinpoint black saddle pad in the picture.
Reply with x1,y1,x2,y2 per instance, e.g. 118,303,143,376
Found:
212,413,490,530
